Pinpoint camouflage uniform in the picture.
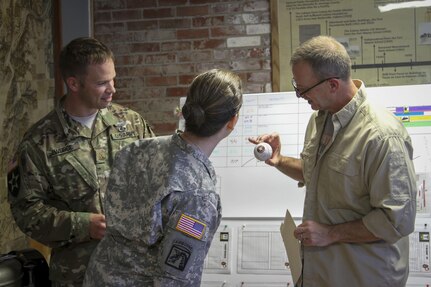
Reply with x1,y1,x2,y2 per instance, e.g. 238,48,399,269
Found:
8,96,154,286
83,132,222,287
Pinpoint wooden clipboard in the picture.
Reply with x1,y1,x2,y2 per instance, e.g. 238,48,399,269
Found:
280,209,302,284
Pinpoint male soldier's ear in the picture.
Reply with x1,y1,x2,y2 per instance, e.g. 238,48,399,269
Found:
66,77,80,92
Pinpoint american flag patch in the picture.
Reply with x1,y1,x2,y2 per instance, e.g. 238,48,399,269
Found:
176,214,206,240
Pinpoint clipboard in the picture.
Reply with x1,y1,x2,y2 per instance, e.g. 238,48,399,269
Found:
280,209,302,285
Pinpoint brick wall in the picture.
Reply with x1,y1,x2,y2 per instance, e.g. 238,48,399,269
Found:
93,0,272,135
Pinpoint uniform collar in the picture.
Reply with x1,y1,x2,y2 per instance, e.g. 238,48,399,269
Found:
55,96,81,139
173,130,216,179
333,80,366,128
55,95,116,139
317,80,366,128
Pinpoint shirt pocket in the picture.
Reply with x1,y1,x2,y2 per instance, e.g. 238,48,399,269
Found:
49,153,98,202
321,153,367,210
301,143,316,185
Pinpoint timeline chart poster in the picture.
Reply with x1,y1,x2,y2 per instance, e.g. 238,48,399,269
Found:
272,0,431,91
179,92,309,218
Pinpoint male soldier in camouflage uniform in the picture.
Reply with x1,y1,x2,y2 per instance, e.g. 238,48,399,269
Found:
8,37,154,286
82,69,243,286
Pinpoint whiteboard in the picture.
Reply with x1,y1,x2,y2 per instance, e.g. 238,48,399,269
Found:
180,84,431,218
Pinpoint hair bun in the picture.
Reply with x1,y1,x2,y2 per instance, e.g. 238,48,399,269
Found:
182,102,206,129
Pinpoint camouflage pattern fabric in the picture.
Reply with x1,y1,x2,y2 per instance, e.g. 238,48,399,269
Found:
83,132,222,287
8,96,154,285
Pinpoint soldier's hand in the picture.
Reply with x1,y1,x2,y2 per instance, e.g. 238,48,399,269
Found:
89,213,106,240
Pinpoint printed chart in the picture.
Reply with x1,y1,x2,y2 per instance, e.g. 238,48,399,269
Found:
180,92,310,218
210,92,312,168
392,105,431,216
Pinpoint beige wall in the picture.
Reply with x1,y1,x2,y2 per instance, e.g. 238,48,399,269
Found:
0,0,55,254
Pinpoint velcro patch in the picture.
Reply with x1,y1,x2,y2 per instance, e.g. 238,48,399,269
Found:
165,242,191,271
176,214,206,240
7,164,20,197
111,131,138,140
47,143,79,157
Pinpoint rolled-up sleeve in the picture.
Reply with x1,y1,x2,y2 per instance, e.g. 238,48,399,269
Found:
362,135,417,244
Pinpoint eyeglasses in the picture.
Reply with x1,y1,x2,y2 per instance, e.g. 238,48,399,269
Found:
291,77,339,98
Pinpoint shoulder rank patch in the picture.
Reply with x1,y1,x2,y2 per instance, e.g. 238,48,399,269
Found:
176,214,206,240
7,163,20,198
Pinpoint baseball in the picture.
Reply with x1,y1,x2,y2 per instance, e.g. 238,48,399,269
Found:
254,142,272,161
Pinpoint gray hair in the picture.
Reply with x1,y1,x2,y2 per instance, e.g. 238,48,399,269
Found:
290,35,351,80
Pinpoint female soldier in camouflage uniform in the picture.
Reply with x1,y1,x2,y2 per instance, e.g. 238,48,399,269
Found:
83,69,243,287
